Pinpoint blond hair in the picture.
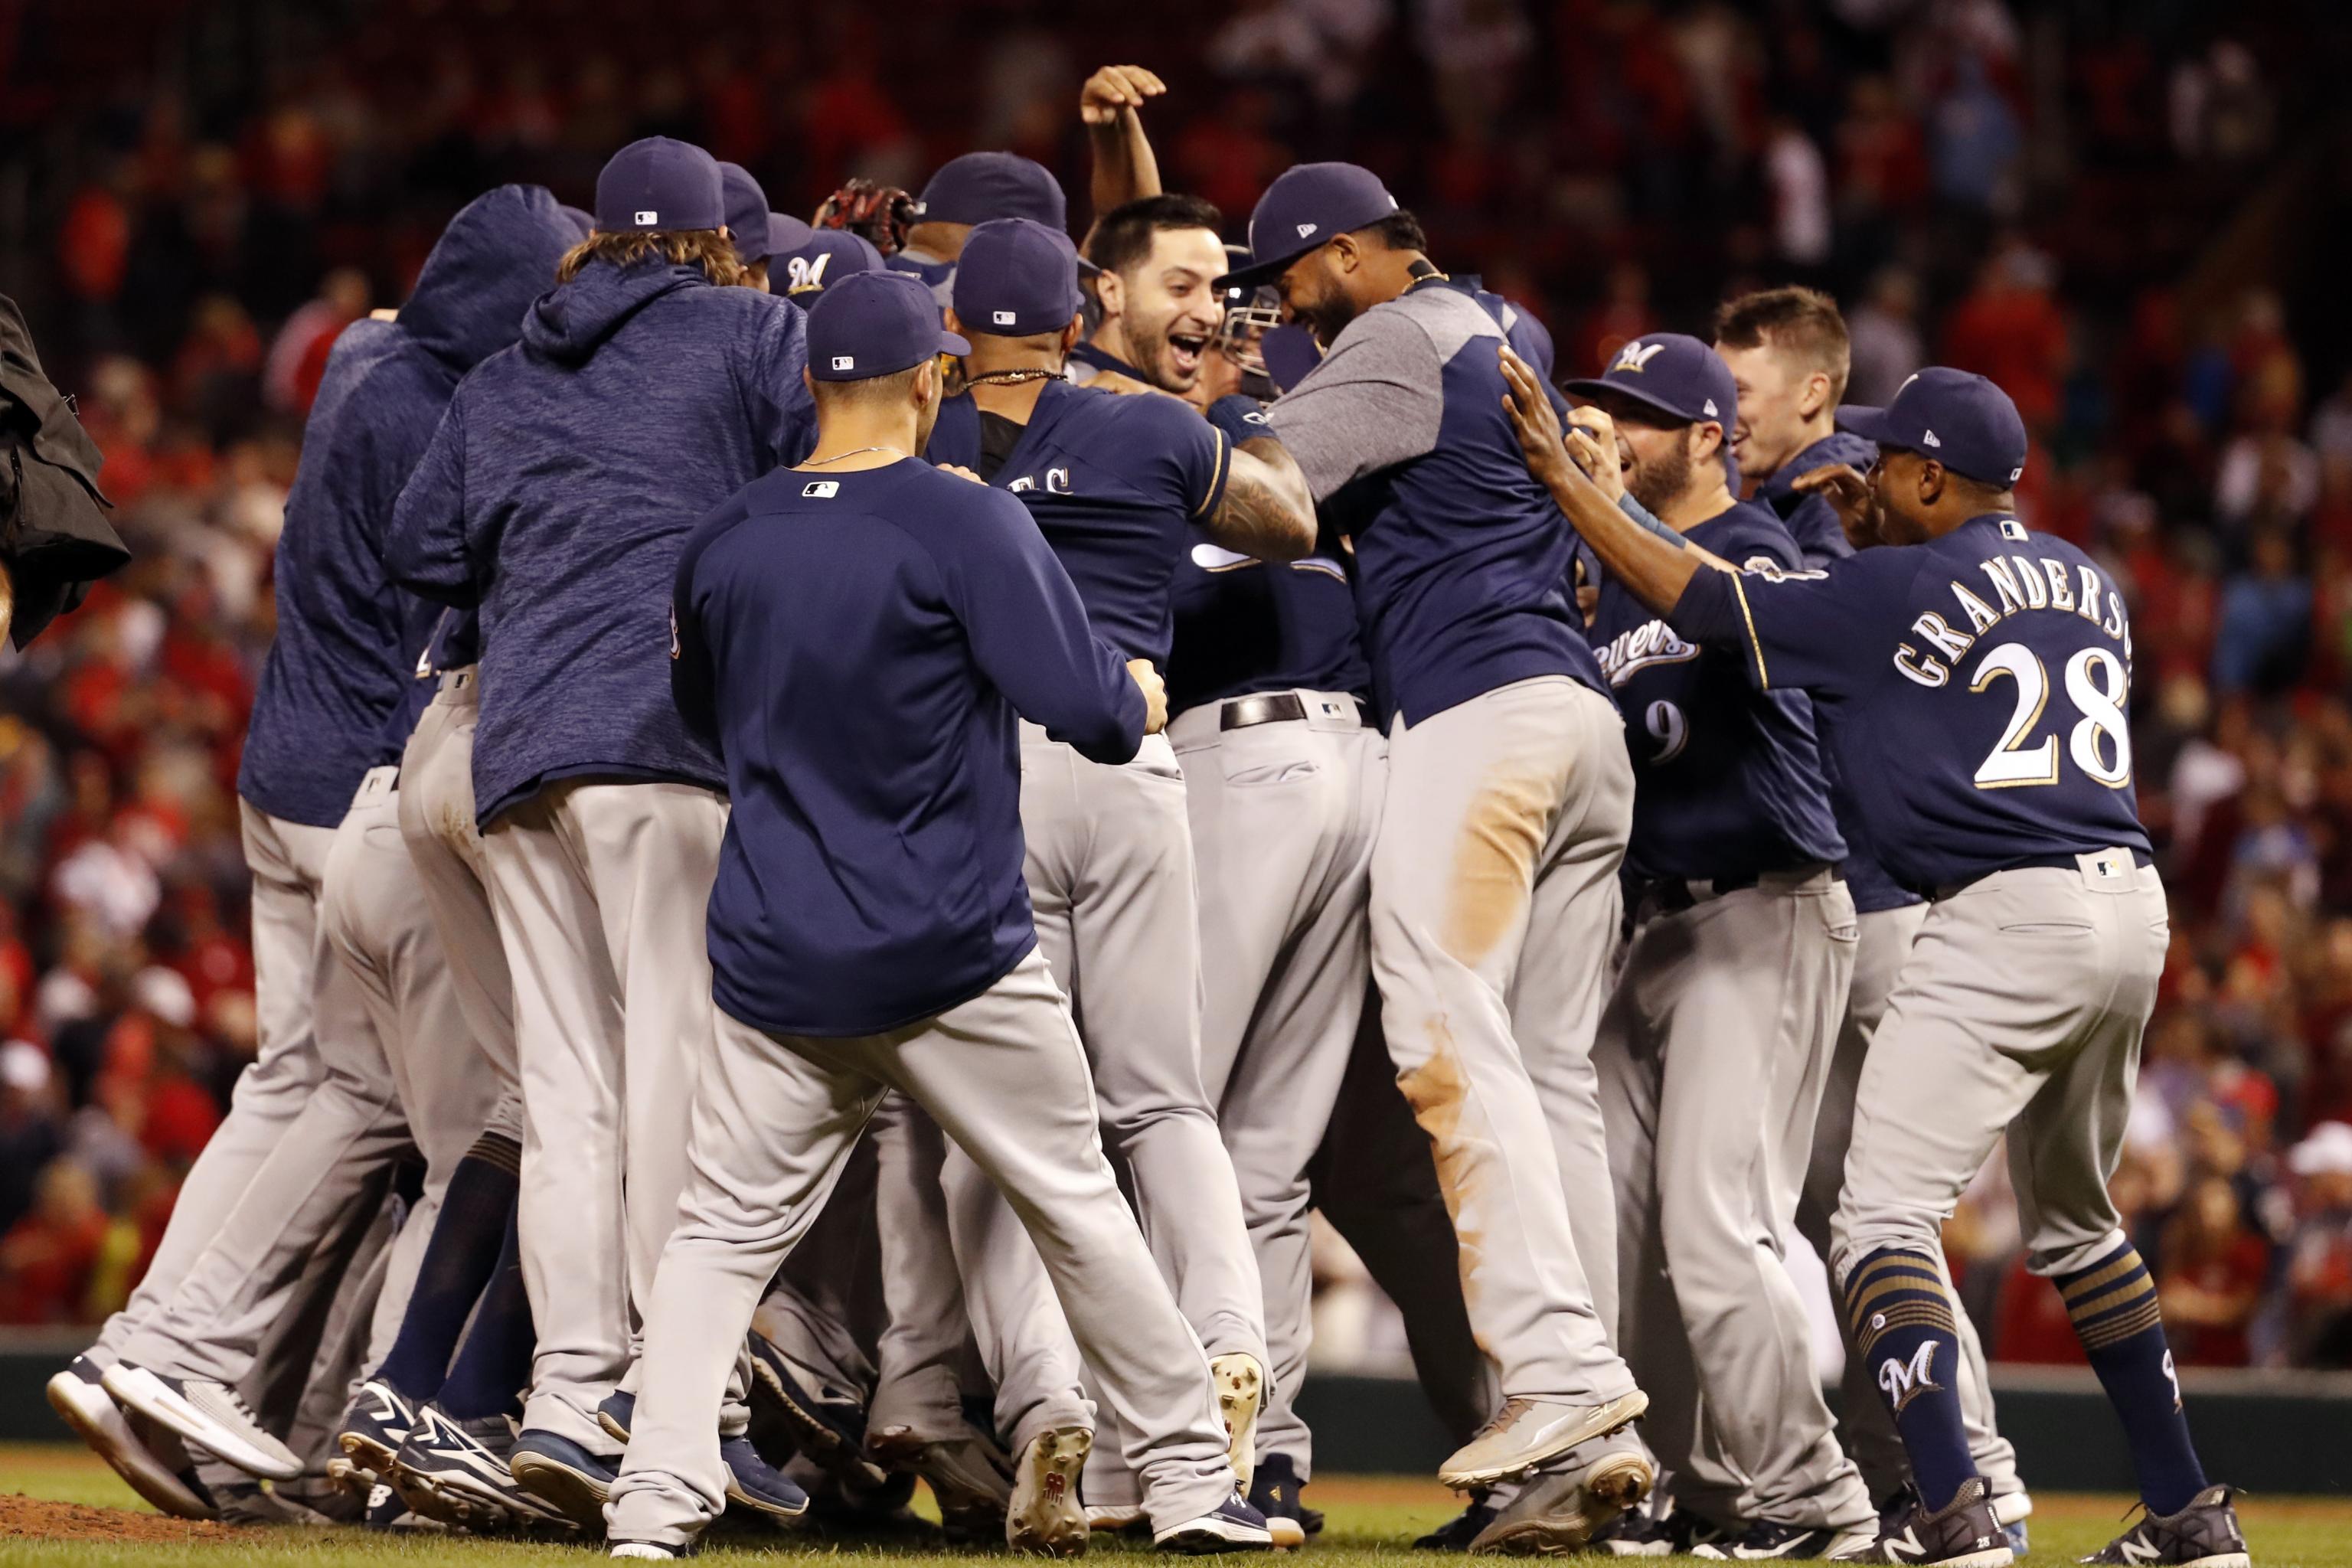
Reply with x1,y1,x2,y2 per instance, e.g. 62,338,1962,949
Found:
556,229,750,289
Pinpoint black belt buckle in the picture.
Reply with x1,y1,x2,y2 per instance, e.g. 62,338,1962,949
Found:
1220,691,1309,731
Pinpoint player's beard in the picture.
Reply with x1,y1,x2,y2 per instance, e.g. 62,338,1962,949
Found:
1627,429,1696,518
1126,304,1206,394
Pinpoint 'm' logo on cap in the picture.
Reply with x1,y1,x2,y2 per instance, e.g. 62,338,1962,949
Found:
634,209,658,227
1612,341,1664,374
1295,222,1318,238
831,355,854,371
802,481,840,498
993,310,1016,325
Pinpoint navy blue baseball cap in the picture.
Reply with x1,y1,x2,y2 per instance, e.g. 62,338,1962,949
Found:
1561,333,1739,430
718,163,772,261
807,271,969,381
594,137,725,233
952,218,1085,336
919,152,1067,231
779,229,886,297
1838,368,2028,487
1216,162,1402,291
769,213,815,260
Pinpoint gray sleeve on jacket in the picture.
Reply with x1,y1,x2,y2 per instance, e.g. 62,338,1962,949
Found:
1266,307,1445,501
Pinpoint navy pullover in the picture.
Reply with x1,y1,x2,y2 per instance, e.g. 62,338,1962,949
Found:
672,459,1143,1037
240,186,580,827
388,257,817,825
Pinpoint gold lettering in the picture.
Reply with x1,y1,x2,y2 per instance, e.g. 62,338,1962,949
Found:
1979,558,2024,616
1912,612,1975,661
1950,582,2000,634
2042,559,2075,611
2077,564,2105,624
2011,556,2049,609
1893,644,1950,688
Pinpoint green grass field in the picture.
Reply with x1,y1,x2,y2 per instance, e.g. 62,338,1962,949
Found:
2,1446,2348,1567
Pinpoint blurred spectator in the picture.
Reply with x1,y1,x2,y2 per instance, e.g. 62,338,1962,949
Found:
2284,1122,2352,1364
0,1158,109,1325
2155,1175,2270,1366
1846,266,1924,407
2211,528,2312,694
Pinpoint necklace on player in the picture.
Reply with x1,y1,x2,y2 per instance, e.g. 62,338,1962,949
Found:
800,446,906,466
966,368,1062,387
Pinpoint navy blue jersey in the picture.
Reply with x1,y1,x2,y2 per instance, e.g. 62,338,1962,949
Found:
1267,279,1610,727
926,379,1229,668
1669,512,2150,893
671,459,1144,1038
1591,502,1845,884
1167,539,1369,716
1758,430,1919,913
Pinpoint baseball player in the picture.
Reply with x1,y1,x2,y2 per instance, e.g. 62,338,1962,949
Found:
386,136,814,1528
776,227,886,300
920,215,1313,1517
1557,333,1873,1557
1070,188,1386,1544
74,186,583,1508
719,163,779,292
603,269,1266,1559
1220,163,1650,1548
1715,288,2030,1542
886,150,1067,302
1499,355,2249,1568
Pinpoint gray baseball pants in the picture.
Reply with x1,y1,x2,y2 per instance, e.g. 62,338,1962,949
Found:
603,949,1239,1548
1831,852,2169,1285
87,804,336,1369
1596,868,1873,1531
480,778,727,1452
1173,690,1384,1481
946,727,1269,1452
1370,675,1638,1406
1795,903,2019,1500
397,668,524,1143
114,781,423,1390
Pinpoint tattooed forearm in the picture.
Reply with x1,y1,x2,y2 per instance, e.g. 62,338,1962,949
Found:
1207,439,1316,562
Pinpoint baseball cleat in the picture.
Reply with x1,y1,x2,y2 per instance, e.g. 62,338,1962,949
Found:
1838,1477,2013,1566
393,1404,573,1534
1212,1352,1265,1493
1089,1502,1150,1533
1008,1425,1093,1556
598,1390,808,1524
1468,1431,1653,1555
1883,1485,2033,1558
1693,1520,1880,1560
508,1428,619,1532
45,1356,218,1520
336,1377,421,1486
1415,1495,1498,1550
610,1544,689,1560
1439,1390,1648,1490
2076,1485,2246,1568
100,1361,302,1481
364,1478,446,1531
1155,1493,1276,1553
1247,1452,1308,1550
746,1331,866,1468
868,1422,1012,1541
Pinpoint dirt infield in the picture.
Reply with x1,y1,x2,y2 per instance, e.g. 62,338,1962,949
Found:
0,1491,234,1545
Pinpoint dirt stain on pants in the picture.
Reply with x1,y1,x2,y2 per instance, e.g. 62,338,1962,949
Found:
1440,772,1552,969
1397,1019,1491,1352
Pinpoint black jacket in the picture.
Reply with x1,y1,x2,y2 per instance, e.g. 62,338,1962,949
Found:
1,296,129,647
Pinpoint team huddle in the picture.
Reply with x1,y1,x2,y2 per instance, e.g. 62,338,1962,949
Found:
41,65,2256,1568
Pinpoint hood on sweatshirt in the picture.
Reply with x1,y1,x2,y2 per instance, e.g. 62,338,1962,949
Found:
1762,429,1879,498
399,185,583,376
519,259,710,368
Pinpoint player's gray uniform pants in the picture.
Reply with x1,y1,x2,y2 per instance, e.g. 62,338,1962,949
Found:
481,777,727,1452
1174,689,1384,1481
114,786,425,1393
1596,867,1873,1531
397,668,523,1140
945,726,1269,1457
86,804,336,1369
1795,903,2019,1500
1831,851,2168,1285
603,949,1240,1548
1370,675,1637,1405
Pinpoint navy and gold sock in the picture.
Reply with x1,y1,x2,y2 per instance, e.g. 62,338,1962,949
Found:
1843,1247,1975,1512
2056,1243,2207,1517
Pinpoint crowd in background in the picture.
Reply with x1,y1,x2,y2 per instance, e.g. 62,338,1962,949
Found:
2,0,2349,1372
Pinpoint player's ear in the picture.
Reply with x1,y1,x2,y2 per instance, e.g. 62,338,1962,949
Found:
1328,234,1360,275
1061,314,1085,354
802,367,816,400
1800,368,1832,420
1095,266,1125,318
1917,457,1946,507
942,306,967,338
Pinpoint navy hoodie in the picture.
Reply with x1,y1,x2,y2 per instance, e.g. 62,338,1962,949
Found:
387,256,817,825
1757,428,1919,914
239,186,583,828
